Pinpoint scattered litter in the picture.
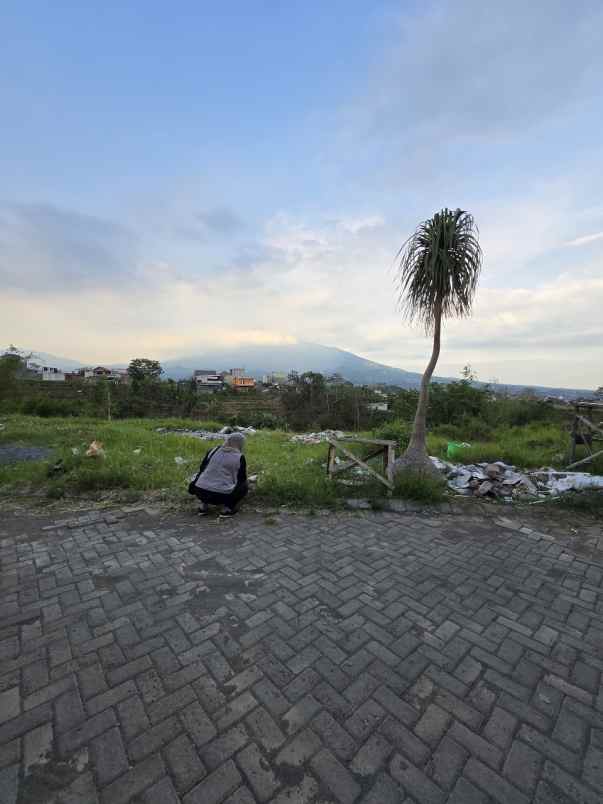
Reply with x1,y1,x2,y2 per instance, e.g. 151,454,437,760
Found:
85,440,105,458
157,425,256,441
248,474,258,483
430,456,603,501
290,430,345,445
71,447,80,455
174,456,187,465
133,448,142,455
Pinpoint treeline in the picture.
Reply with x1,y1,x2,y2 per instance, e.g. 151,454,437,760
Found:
1,349,566,433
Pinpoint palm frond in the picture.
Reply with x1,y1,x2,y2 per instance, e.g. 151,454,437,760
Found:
396,208,482,332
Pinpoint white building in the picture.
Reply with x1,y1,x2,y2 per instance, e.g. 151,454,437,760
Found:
26,361,65,382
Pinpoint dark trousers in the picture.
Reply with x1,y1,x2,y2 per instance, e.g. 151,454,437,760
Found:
193,483,248,509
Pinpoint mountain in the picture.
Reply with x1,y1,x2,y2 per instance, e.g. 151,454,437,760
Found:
12,342,594,398
161,342,435,388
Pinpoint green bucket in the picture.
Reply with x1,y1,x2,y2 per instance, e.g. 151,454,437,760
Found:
447,441,471,460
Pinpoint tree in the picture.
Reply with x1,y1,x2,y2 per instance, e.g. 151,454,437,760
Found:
127,358,163,383
394,208,482,474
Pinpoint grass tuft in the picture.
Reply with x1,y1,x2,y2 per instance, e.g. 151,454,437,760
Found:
393,469,447,504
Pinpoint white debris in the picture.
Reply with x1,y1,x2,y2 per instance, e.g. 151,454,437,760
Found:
133,448,142,455
547,473,603,495
429,455,603,501
71,447,80,455
174,456,187,465
158,425,256,441
290,430,345,445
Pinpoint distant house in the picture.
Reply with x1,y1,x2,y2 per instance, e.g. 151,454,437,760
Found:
262,371,288,386
193,370,224,392
326,373,352,387
366,401,389,413
76,366,129,383
26,361,65,382
223,369,255,390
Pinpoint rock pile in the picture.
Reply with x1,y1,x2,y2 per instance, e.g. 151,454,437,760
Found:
431,457,603,500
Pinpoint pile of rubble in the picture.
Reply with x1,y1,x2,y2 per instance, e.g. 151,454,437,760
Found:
431,457,603,500
156,425,256,441
290,430,345,445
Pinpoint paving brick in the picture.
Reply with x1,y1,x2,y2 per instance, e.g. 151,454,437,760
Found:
414,704,451,747
147,684,197,724
448,720,503,770
503,739,543,794
543,760,601,804
128,715,182,761
312,710,356,761
201,723,250,770
359,771,406,804
237,741,279,801
165,733,207,793
483,706,517,751
448,776,489,804
380,716,430,766
58,708,117,757
87,680,137,716
311,748,361,804
54,688,86,734
23,675,74,711
100,752,165,804
390,752,445,803
275,727,321,767
142,776,180,804
0,765,18,804
90,726,129,786
583,744,603,793
350,733,392,776
282,694,321,735
183,759,242,804
117,694,150,741
429,736,468,789
181,700,217,748
345,698,385,742
245,706,286,752
23,722,53,773
518,724,581,774
464,757,529,804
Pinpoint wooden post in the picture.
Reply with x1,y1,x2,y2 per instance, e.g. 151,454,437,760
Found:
386,444,395,494
327,443,336,477
570,409,578,464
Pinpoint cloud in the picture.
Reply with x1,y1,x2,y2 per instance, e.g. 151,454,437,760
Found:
360,1,602,143
0,202,139,292
564,231,603,247
176,206,245,240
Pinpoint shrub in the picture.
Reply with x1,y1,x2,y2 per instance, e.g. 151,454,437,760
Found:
22,398,82,417
71,466,132,492
374,420,412,450
393,469,447,504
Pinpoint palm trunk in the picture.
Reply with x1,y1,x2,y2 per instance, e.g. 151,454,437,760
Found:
396,303,442,472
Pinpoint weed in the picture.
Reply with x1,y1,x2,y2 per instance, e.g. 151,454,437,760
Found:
556,490,603,516
393,469,447,504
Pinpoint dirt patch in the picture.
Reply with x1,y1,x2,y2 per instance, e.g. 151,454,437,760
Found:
0,445,53,465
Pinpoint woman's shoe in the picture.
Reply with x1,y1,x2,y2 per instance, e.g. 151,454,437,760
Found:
219,508,237,517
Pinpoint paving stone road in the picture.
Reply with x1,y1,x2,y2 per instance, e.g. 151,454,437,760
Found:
1,504,603,803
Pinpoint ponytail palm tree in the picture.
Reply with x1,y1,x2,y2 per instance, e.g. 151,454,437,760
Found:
395,208,482,474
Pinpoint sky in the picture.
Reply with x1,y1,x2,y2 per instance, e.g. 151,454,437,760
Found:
1,0,602,389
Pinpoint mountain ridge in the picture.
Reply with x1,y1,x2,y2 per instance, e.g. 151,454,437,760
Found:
11,343,594,399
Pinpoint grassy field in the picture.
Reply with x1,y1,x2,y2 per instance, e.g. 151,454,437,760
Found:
0,414,601,510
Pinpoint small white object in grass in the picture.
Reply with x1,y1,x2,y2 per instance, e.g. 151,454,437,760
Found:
133,448,142,455
174,456,187,464
248,474,258,483
71,447,80,455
